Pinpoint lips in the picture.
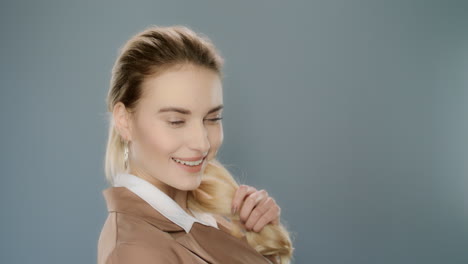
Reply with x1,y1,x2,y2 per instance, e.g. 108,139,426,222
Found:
172,156,204,165
171,155,206,162
172,156,206,173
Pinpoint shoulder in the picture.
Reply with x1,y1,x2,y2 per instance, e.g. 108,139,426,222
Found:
98,212,177,264
112,212,174,243
105,242,179,264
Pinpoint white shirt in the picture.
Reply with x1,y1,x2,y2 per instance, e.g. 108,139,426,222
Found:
112,172,219,233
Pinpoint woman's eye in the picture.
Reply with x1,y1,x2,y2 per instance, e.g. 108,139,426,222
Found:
168,121,184,126
167,117,223,127
207,117,223,122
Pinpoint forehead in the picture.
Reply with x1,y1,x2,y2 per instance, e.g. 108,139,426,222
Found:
139,65,223,111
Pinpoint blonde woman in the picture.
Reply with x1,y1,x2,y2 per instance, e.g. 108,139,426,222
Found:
97,25,294,264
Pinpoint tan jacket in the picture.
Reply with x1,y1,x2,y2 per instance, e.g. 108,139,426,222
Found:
97,187,280,264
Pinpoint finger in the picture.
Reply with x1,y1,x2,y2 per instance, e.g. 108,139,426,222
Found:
252,204,279,232
272,204,281,225
243,196,272,230
232,185,256,214
239,189,268,223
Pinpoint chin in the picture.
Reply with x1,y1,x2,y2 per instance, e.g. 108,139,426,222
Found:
176,176,202,191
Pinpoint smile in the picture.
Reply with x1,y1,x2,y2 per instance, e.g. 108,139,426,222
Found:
171,157,205,166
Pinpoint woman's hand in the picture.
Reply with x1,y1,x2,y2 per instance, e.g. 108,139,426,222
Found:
231,184,281,232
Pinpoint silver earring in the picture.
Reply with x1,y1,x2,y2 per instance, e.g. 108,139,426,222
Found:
124,140,129,170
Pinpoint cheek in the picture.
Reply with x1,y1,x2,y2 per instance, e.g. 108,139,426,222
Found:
133,121,179,161
208,125,224,152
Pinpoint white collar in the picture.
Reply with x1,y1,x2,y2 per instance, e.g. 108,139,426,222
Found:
112,172,219,233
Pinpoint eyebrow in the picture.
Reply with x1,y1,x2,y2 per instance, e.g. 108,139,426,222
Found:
157,104,224,115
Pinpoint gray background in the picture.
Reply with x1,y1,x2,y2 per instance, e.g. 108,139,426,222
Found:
1,0,467,263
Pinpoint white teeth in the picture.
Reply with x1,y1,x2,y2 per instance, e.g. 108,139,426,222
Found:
172,157,204,166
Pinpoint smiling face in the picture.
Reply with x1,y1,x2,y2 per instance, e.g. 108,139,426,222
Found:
114,64,224,194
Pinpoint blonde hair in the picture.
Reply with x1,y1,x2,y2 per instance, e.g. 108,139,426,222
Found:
104,25,294,263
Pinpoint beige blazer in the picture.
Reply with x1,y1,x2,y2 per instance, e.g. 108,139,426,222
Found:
97,186,280,264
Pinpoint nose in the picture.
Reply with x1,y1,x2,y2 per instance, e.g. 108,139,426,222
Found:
188,120,210,154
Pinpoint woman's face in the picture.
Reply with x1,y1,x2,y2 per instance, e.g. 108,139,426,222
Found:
122,64,224,192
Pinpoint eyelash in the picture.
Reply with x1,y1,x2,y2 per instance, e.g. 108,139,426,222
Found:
168,117,223,126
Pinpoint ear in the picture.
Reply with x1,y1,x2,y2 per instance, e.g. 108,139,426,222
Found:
113,102,133,141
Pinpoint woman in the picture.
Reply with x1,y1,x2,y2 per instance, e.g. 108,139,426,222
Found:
97,25,294,264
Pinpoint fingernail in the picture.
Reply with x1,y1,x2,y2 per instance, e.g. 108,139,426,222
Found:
232,205,237,214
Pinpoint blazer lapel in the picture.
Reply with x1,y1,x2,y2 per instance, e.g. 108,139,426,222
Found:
181,222,273,264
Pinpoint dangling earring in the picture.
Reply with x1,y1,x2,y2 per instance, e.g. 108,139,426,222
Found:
124,140,129,170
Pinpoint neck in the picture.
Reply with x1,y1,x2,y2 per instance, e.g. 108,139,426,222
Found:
128,168,193,216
